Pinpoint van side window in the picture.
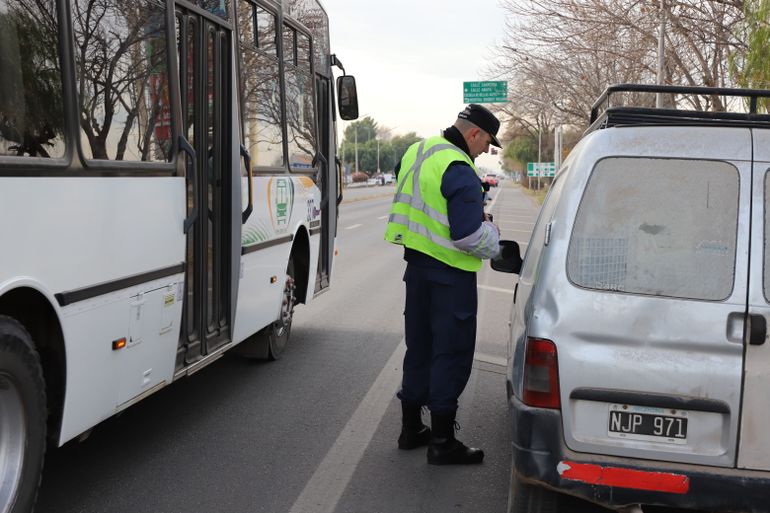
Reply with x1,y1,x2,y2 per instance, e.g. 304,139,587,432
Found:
520,172,566,280
0,0,66,158
568,157,738,300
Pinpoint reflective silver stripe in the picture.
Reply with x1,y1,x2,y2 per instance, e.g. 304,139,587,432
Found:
472,223,501,259
410,144,469,205
447,222,500,259
391,141,471,228
388,213,460,253
394,141,426,198
391,192,449,226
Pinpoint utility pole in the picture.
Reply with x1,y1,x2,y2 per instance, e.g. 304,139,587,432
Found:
377,138,380,174
354,125,359,174
656,0,667,108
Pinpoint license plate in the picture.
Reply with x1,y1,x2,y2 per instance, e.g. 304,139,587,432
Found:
607,404,688,445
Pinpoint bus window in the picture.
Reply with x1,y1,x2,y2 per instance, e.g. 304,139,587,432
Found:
239,3,284,168
297,32,311,69
285,25,315,172
198,0,229,20
236,0,255,47
0,0,65,158
283,23,296,66
73,0,172,162
256,5,276,54
286,0,329,73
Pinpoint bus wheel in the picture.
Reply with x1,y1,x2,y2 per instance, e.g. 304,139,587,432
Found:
235,259,296,361
0,316,47,513
266,259,296,360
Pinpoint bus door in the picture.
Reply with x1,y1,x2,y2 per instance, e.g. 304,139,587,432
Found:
314,74,334,294
176,4,233,366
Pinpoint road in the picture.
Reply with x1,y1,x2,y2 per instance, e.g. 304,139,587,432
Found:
34,182,539,513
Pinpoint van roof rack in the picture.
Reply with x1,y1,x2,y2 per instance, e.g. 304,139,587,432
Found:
587,84,770,134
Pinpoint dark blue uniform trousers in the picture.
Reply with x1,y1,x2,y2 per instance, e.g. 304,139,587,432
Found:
398,262,478,414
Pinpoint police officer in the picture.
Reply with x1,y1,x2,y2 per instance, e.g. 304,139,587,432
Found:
384,104,502,465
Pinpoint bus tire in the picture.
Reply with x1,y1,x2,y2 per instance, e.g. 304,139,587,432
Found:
0,316,47,513
234,259,296,361
266,258,296,360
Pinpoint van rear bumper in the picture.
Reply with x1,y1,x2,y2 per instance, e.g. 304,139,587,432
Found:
510,394,770,512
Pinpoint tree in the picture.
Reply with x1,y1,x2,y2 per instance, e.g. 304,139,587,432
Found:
343,116,378,145
0,0,64,157
493,0,746,133
730,0,770,112
504,135,538,170
339,120,422,175
390,132,421,163
375,141,397,174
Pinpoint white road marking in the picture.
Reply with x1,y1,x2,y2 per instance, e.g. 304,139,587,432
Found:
378,215,388,220
478,284,515,295
346,224,363,230
505,229,536,235
495,217,535,224
288,341,406,513
487,187,502,211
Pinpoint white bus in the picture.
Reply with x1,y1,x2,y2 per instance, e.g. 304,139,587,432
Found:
0,0,358,510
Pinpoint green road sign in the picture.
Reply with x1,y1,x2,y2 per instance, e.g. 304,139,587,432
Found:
527,162,556,177
463,81,507,104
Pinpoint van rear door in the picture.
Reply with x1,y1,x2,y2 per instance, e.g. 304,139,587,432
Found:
551,127,751,468
738,129,770,470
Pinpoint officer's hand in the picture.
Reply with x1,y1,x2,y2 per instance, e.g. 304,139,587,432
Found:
483,219,500,236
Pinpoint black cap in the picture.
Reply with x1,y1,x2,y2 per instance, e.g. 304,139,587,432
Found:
458,104,502,148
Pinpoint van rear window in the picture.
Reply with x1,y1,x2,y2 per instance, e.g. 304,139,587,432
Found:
568,157,738,301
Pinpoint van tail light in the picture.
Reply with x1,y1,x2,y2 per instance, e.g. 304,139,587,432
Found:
523,337,561,409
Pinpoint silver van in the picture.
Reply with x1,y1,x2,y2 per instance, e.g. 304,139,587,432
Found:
493,84,770,513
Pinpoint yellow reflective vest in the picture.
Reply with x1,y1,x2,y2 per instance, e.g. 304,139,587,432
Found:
384,136,482,272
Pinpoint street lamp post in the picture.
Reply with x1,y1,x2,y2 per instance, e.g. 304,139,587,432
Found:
376,126,397,176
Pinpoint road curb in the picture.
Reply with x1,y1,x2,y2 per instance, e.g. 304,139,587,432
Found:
340,191,393,204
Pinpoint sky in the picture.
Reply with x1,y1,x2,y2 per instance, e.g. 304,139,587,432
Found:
320,0,509,172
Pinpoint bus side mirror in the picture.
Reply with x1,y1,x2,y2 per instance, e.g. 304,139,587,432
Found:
337,75,359,120
491,240,522,274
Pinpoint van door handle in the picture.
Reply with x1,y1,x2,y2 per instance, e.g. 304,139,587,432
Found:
749,314,767,346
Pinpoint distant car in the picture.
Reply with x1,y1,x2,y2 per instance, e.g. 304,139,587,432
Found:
382,173,395,185
482,174,499,187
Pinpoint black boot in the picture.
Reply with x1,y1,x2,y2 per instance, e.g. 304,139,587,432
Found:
427,411,484,465
398,401,431,450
